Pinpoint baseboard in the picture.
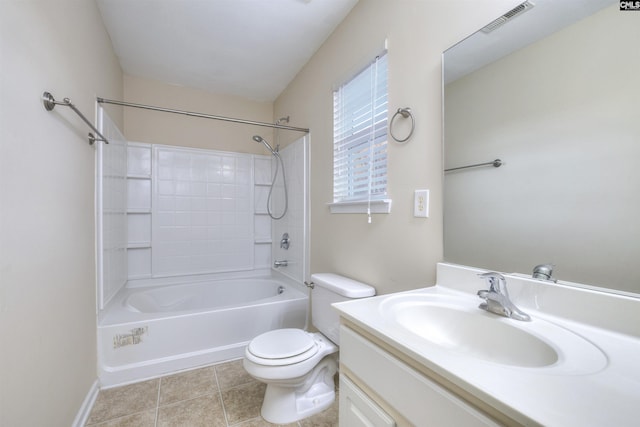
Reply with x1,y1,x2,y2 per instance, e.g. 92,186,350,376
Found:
72,380,99,427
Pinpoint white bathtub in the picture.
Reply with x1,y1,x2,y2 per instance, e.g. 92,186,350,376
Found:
98,276,308,387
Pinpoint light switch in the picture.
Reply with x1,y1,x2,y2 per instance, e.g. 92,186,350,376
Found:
414,189,429,218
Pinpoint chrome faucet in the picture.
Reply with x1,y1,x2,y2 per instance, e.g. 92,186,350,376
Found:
532,264,557,282
280,233,290,250
273,260,288,268
477,272,530,321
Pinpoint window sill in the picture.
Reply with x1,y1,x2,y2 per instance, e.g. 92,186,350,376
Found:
328,199,392,214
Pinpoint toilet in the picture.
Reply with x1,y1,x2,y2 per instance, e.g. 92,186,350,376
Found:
243,273,375,424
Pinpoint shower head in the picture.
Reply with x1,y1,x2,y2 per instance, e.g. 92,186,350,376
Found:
252,135,277,155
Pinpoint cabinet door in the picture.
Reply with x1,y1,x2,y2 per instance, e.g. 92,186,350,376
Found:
340,375,396,427
340,326,501,427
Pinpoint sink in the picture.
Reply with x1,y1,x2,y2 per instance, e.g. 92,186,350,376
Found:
389,302,556,367
380,293,607,373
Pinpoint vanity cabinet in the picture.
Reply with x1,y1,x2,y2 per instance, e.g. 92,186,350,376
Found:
340,375,396,427
339,325,501,427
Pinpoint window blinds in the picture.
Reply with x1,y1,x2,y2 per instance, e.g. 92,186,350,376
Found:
333,53,388,204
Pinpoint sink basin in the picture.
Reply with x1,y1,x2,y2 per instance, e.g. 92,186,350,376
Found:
390,302,556,367
380,293,607,373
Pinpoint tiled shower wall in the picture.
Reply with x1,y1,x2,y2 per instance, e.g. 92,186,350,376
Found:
97,126,308,304
271,138,308,282
126,144,273,280
153,146,253,276
97,108,128,309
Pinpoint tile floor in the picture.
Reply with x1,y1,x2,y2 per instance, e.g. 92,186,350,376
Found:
85,359,339,427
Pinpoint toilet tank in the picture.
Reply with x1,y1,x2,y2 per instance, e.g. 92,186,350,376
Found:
311,273,375,345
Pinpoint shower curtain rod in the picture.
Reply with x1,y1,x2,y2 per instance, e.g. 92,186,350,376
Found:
42,92,109,144
97,98,310,133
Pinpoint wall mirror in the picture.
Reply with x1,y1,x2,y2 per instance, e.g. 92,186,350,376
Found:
443,0,640,295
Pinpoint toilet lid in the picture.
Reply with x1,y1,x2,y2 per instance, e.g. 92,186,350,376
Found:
248,329,317,362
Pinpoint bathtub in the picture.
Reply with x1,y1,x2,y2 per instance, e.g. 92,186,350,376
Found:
98,275,308,387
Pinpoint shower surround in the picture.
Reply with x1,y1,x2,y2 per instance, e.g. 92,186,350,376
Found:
96,107,309,386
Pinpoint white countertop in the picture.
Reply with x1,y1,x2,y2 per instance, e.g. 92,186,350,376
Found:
333,263,640,426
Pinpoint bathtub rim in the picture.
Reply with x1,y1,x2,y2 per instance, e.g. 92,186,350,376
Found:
99,271,309,327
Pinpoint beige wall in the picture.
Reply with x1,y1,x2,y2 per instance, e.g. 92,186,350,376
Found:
0,1,122,426
274,0,521,294
0,1,526,423
444,5,640,292
123,74,278,154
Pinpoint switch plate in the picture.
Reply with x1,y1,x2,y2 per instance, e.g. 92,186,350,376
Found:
414,189,429,218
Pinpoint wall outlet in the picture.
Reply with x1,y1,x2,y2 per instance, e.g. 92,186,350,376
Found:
414,189,429,218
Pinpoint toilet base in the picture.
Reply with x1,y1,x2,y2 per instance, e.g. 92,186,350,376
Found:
260,356,337,424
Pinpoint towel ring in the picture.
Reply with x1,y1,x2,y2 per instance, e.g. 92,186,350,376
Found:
390,107,414,143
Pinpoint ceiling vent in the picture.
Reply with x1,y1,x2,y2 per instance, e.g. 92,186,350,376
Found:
481,1,535,34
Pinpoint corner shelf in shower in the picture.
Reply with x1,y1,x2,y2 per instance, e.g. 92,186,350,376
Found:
125,142,153,281
254,238,272,244
127,172,151,213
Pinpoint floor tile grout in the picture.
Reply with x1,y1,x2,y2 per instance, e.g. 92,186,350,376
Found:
213,365,232,427
86,359,338,426
154,377,161,427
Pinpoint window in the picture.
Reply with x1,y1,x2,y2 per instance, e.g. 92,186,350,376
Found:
331,52,390,217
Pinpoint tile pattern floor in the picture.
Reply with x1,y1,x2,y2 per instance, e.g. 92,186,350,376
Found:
85,359,338,427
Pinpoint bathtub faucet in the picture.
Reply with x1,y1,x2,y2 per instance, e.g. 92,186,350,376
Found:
274,260,288,268
280,233,290,250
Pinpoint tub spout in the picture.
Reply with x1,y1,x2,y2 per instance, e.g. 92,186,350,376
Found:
274,260,288,268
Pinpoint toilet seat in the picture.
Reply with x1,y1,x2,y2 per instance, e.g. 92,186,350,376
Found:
242,273,375,424
246,329,319,366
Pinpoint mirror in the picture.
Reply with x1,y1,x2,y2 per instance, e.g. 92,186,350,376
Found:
443,0,640,295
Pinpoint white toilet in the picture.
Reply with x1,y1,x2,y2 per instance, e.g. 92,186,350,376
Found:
243,273,375,424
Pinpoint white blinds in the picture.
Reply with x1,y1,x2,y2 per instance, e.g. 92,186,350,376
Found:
333,53,388,204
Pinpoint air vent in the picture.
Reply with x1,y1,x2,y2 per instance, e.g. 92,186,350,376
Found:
481,1,535,34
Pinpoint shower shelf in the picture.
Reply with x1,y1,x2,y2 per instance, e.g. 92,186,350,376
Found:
255,182,272,187
128,209,151,214
254,239,272,244
127,174,151,180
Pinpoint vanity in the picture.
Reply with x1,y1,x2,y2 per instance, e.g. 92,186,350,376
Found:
333,2,640,424
334,263,640,426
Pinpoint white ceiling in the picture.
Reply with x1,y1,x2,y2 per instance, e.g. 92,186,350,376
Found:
96,0,359,102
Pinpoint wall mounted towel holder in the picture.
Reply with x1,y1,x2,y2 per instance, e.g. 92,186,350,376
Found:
390,107,415,143
445,159,502,172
